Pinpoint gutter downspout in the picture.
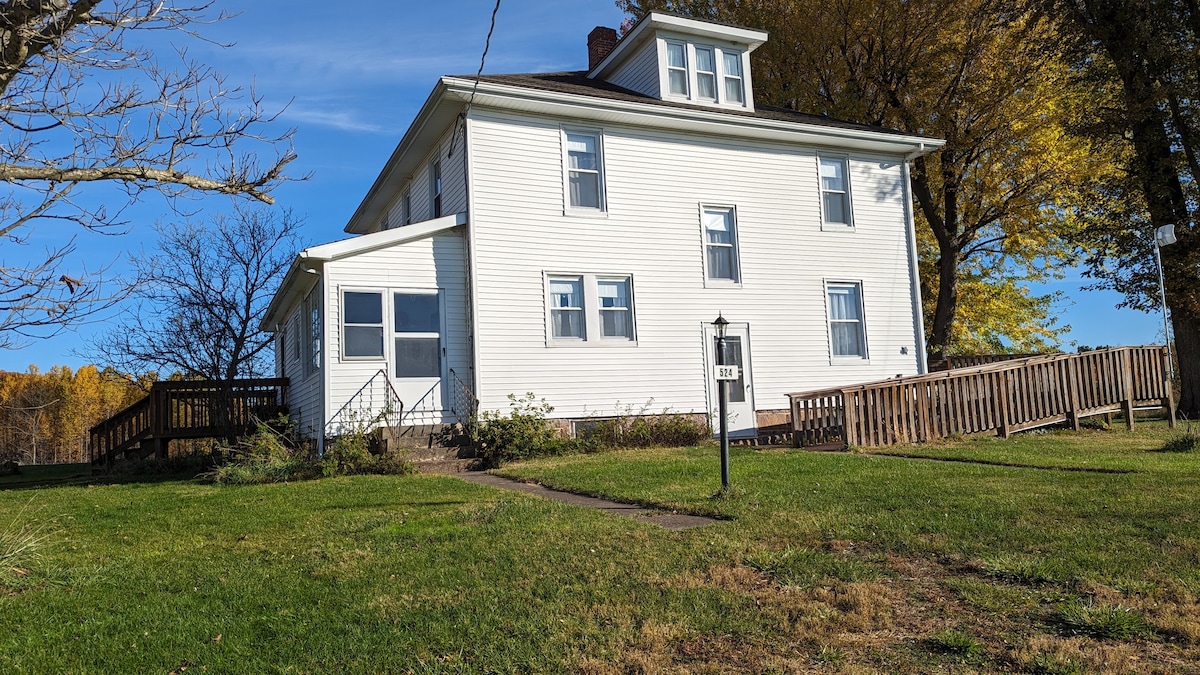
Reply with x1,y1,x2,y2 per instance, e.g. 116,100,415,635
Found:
902,143,930,374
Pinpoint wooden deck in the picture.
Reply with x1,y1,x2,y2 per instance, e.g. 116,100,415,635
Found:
89,378,289,466
789,347,1175,449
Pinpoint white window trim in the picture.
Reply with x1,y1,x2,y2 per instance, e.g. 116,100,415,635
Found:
698,203,742,287
658,36,748,109
340,288,386,362
561,127,608,216
665,39,690,97
391,288,446,381
818,154,855,231
544,272,637,346
824,279,870,363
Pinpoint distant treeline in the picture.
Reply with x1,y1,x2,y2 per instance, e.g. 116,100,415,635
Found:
0,366,152,465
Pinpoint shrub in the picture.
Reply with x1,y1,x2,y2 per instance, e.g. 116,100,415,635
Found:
1158,424,1200,453
474,393,575,468
1051,600,1152,640
583,404,708,448
1,501,52,591
206,415,319,485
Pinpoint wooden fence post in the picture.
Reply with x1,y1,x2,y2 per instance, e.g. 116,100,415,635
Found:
1162,346,1178,429
997,370,1012,439
1066,357,1081,431
1121,348,1135,431
841,389,857,449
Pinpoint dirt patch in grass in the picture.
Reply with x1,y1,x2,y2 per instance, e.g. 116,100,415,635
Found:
585,553,1200,673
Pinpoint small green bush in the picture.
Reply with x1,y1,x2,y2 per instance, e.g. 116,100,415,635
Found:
1,502,52,590
926,628,984,661
1051,600,1152,640
1158,426,1200,453
474,394,576,468
583,404,708,448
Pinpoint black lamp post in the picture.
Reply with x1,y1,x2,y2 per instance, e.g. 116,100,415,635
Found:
713,313,730,491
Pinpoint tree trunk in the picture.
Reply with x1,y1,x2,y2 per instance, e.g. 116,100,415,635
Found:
927,248,960,359
1172,307,1200,417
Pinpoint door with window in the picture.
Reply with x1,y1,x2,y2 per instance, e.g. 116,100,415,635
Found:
703,322,756,438
392,290,445,418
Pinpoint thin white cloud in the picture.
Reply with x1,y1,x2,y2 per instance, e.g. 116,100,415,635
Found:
283,106,383,133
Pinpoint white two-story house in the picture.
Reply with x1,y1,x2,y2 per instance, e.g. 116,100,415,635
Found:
260,12,943,446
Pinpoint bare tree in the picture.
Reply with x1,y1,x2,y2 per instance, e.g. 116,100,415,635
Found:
0,1,297,348
90,207,302,380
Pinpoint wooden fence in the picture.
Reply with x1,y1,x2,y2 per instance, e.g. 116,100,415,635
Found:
90,378,289,465
789,347,1174,449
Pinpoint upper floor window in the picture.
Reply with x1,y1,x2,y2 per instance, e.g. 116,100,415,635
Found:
662,41,746,107
723,52,744,104
819,156,852,228
695,46,717,101
828,282,867,358
304,285,322,376
430,161,443,218
666,42,688,96
702,206,740,283
564,130,605,211
403,193,412,225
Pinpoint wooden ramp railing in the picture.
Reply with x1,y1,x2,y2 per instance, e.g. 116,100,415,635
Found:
789,347,1175,449
90,378,289,466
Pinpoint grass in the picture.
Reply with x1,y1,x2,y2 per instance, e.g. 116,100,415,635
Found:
1,422,1198,671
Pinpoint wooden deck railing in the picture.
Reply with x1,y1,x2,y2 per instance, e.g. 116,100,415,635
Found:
928,353,1046,371
789,347,1174,449
89,378,289,465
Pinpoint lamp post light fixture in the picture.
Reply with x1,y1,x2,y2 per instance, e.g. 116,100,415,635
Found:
712,313,731,491
1154,224,1177,381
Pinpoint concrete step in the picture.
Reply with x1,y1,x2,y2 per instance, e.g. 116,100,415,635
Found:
413,458,478,474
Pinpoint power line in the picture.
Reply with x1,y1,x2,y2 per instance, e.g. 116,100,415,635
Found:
449,0,502,158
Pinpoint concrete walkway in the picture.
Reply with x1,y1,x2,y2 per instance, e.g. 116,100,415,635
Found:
457,472,719,530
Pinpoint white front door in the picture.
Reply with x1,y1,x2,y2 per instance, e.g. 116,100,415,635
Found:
704,322,757,439
392,290,446,424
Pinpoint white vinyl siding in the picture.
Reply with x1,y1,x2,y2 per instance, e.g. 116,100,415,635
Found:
468,110,921,420
607,37,662,98
378,129,466,231
819,155,853,228
324,230,469,426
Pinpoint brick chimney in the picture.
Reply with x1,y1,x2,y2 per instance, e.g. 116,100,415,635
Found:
588,26,619,70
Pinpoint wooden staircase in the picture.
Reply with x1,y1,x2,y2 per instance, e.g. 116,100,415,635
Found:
89,378,289,466
789,346,1175,449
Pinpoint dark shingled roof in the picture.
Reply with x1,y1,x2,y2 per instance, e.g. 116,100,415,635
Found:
455,71,923,139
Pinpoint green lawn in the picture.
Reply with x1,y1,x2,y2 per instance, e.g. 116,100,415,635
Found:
3,424,1199,672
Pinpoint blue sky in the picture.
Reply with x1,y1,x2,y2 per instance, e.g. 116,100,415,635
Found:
1,0,1162,372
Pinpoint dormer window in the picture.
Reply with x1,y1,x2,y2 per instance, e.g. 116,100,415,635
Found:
660,40,747,108
667,42,688,96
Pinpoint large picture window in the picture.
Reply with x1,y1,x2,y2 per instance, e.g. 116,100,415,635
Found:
342,291,384,358
828,282,867,358
564,130,604,211
819,156,853,228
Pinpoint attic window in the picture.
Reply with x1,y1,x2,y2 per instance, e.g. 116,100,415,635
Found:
661,41,747,108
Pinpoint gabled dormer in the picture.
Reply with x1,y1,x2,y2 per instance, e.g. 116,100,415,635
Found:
587,13,768,112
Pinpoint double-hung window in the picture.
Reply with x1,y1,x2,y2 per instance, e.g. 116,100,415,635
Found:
694,46,717,101
394,292,441,378
305,286,322,376
702,206,739,282
564,130,604,211
819,156,853,228
827,282,867,358
666,42,689,96
549,277,585,339
547,274,635,344
597,278,632,339
430,161,443,218
342,291,384,358
723,52,744,104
